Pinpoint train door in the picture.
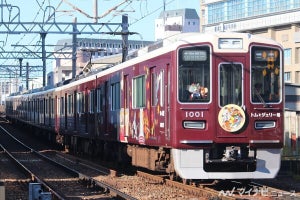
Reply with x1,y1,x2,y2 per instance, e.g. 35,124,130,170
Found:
55,95,60,133
64,94,67,129
216,57,246,137
103,81,108,134
149,64,170,144
48,97,51,126
42,98,45,125
120,74,129,142
85,88,88,133
59,95,66,130
74,91,77,132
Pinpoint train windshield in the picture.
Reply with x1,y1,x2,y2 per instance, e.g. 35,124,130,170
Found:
219,63,243,106
178,46,210,103
251,46,281,104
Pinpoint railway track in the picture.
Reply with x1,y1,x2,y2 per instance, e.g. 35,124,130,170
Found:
1,116,300,200
0,120,137,200
0,116,224,199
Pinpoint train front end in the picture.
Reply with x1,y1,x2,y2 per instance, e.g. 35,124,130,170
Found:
172,33,284,180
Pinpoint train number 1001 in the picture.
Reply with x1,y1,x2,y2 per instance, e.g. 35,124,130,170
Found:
185,111,204,118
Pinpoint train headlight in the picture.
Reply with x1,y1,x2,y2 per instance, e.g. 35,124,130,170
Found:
183,121,206,129
219,38,243,49
255,120,275,129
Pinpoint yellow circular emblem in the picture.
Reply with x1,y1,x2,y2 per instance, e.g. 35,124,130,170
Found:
218,104,246,132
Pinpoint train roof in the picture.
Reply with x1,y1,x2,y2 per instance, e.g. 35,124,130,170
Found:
7,32,282,99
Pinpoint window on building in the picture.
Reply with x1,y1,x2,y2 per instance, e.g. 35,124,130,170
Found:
270,0,289,12
296,47,300,64
284,72,291,82
296,71,300,84
227,0,245,20
133,75,145,108
293,0,300,8
208,2,224,23
284,48,292,65
248,0,267,16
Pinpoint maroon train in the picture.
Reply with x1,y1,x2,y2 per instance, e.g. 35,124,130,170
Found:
6,32,284,180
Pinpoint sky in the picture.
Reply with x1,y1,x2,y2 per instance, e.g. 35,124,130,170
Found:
0,0,200,79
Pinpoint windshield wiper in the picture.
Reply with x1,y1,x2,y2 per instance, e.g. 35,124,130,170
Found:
254,88,269,108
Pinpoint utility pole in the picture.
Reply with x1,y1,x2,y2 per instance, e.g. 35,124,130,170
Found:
72,18,78,79
41,33,47,87
94,0,98,23
122,14,128,62
18,58,23,77
26,62,29,90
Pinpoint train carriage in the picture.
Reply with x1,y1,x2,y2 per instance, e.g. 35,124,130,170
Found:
6,32,284,180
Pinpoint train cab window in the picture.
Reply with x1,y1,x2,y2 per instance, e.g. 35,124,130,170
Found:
178,46,210,103
251,46,281,104
133,75,146,108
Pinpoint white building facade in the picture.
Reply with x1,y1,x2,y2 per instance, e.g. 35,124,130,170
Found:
51,38,153,85
155,8,200,41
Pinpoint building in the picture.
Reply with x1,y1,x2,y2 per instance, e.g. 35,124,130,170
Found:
200,0,300,84
200,0,300,156
155,8,200,41
50,38,153,85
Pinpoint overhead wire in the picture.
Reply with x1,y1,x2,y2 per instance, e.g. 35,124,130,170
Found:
1,0,177,82
1,0,48,76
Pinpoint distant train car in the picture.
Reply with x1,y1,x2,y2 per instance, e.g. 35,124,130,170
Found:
6,32,284,180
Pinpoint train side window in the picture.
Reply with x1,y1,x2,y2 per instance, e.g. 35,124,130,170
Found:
133,75,145,108
89,90,95,113
57,97,60,116
151,70,164,107
50,98,54,115
42,99,44,114
45,99,48,115
39,99,41,114
151,72,158,106
60,97,64,115
77,93,84,113
68,94,73,114
111,82,120,110
96,88,102,112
